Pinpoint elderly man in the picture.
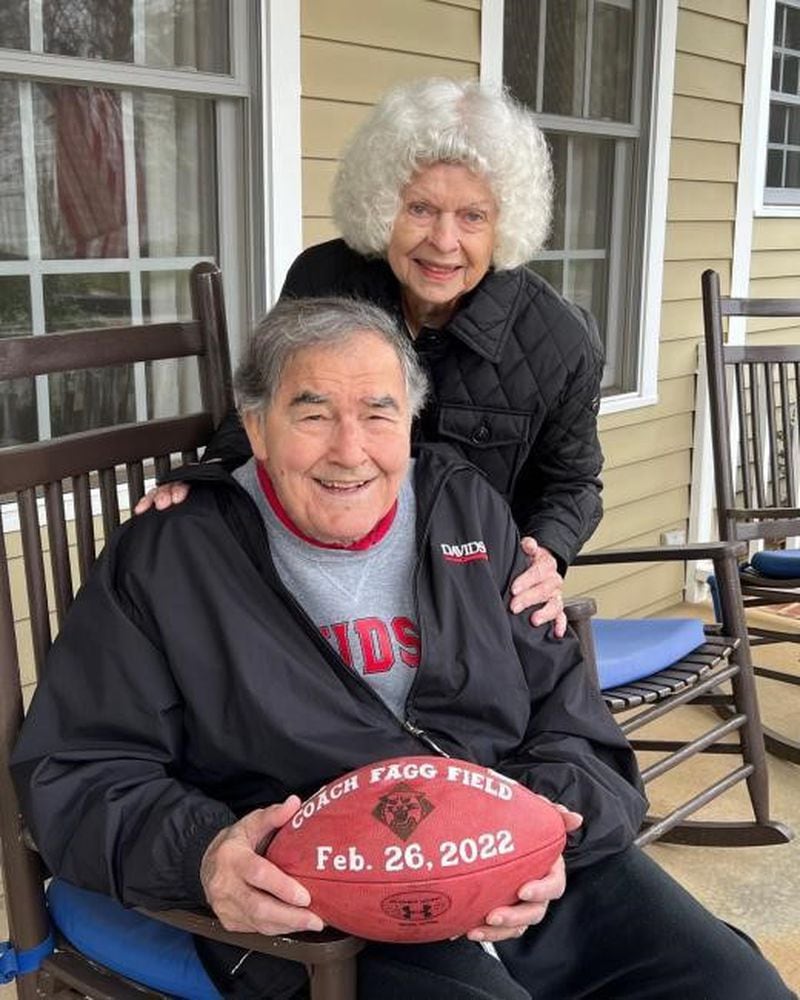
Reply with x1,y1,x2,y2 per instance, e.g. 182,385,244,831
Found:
12,299,793,1000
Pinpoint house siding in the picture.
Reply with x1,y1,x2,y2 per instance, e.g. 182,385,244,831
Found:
300,0,480,246
750,221,800,345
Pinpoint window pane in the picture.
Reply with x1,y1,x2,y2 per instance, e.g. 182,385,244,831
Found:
0,81,27,260
34,84,128,259
769,103,786,143
776,3,786,46
134,93,217,257
44,0,133,61
787,4,800,50
503,0,541,110
141,270,201,419
767,148,784,187
546,133,567,247
787,104,800,144
0,2,30,50
567,136,615,250
530,259,563,293
786,149,800,187
542,0,588,117
0,277,36,447
41,0,229,72
43,273,135,436
590,1,633,122
566,260,607,333
782,54,799,95
773,52,782,91
144,0,229,74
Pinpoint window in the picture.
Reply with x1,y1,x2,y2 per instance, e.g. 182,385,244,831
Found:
766,0,800,204
0,0,258,448
503,0,655,395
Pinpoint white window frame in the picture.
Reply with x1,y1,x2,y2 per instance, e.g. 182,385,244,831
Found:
0,0,302,531
481,0,678,415
753,0,800,216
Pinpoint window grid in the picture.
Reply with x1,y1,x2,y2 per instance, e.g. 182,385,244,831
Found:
766,0,800,203
507,0,647,393
0,2,240,443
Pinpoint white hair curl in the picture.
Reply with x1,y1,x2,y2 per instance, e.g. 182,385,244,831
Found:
331,77,553,270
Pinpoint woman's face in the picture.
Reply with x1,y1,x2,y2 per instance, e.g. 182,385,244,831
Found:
387,163,498,329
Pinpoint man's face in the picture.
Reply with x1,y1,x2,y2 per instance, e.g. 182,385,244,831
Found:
243,332,412,545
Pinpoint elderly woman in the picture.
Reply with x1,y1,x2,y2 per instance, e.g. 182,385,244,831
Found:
15,298,792,1000
139,78,605,637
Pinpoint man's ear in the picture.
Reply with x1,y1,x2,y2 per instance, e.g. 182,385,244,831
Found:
241,410,268,463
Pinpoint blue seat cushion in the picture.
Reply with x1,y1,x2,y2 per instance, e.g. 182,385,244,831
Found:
47,879,220,999
751,549,800,579
592,618,706,690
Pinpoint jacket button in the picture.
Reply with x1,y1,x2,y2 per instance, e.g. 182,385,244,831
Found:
471,423,491,444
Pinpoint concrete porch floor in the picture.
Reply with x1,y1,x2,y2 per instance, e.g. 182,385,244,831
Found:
641,602,800,994
1,604,798,997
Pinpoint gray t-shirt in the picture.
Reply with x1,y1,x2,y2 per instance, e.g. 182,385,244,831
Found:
234,459,419,719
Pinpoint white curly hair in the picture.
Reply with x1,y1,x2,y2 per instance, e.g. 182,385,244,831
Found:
331,77,553,270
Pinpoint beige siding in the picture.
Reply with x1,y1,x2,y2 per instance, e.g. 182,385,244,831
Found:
578,2,747,616
750,221,800,347
300,0,480,239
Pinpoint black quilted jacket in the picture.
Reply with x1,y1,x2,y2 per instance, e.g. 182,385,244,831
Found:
206,239,605,571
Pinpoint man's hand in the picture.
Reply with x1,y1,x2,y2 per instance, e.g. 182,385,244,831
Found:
134,482,190,514
509,537,566,637
466,801,582,943
200,796,324,936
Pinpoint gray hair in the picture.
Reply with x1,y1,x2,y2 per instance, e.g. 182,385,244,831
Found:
234,297,429,419
332,77,553,270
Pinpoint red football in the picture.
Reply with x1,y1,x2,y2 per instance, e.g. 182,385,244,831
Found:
266,755,567,942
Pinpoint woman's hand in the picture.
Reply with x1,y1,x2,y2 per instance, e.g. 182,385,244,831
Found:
200,796,324,936
509,537,566,637
133,482,191,515
466,802,582,943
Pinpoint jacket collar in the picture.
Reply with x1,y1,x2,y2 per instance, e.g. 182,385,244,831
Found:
368,254,524,363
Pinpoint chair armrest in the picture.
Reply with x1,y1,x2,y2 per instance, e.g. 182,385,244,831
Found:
573,540,747,566
138,907,365,964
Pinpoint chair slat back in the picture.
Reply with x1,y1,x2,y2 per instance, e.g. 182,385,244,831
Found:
0,262,233,965
702,269,800,544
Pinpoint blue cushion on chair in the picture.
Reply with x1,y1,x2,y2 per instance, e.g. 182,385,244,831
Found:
592,618,707,690
751,549,800,579
47,879,220,999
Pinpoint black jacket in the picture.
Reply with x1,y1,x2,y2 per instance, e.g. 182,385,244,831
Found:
206,239,605,571
12,448,644,912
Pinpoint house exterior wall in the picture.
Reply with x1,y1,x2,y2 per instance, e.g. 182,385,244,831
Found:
300,0,481,246
292,0,757,619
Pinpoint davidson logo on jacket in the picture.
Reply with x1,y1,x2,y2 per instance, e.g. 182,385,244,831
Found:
440,540,489,563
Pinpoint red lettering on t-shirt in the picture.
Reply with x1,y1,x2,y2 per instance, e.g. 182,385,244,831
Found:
392,616,420,668
329,621,353,667
354,618,394,673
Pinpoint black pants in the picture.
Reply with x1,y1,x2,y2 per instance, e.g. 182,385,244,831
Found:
195,846,795,1000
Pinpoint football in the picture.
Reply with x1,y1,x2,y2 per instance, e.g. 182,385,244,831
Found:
266,755,567,943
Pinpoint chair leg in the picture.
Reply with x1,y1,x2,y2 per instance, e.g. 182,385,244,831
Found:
308,956,358,1000
638,818,792,848
762,726,800,765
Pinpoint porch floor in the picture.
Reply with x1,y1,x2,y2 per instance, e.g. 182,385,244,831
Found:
1,602,798,996
643,601,800,994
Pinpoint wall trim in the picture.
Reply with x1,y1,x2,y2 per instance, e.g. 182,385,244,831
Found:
262,0,302,306
686,0,766,597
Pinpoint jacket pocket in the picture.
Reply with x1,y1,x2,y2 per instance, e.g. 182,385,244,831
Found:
436,405,531,496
